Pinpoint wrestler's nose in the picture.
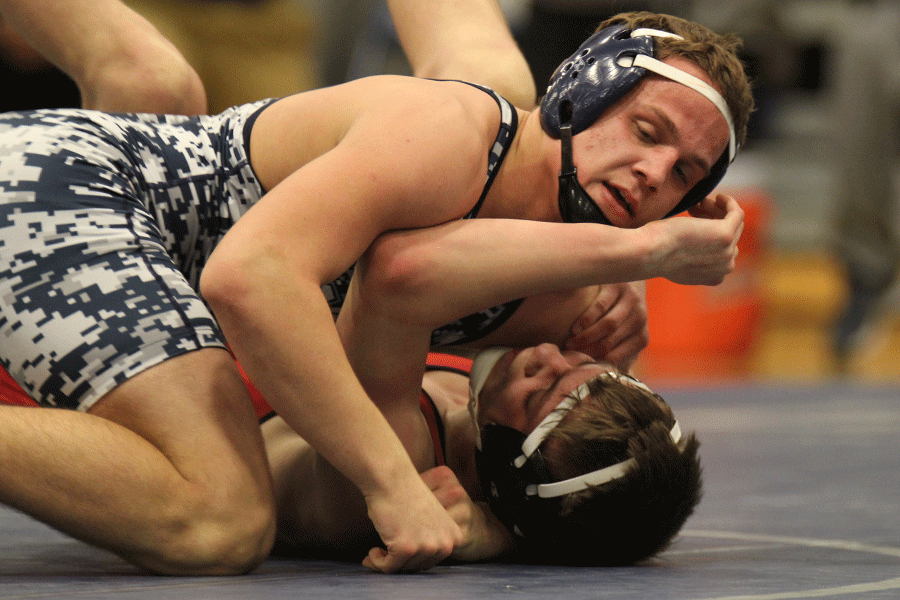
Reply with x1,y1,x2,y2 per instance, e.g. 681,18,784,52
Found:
524,343,571,378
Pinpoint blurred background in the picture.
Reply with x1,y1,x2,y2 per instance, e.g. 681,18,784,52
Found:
2,0,898,385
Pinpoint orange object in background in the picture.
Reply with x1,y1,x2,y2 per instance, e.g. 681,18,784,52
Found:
638,188,772,382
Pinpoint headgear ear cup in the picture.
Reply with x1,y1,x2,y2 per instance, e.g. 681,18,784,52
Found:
540,25,653,138
477,423,549,538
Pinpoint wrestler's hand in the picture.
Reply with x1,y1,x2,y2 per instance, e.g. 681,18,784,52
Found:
647,193,744,286
563,281,649,371
362,473,462,573
420,466,515,562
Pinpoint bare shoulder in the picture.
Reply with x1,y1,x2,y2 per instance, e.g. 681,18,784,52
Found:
251,76,504,227
369,78,506,224
341,77,502,206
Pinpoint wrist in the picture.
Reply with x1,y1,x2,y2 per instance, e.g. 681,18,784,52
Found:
633,221,671,281
358,447,425,502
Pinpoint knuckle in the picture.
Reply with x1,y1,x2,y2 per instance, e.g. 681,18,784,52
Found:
425,540,449,559
445,486,466,504
634,302,648,321
432,465,453,482
635,328,650,350
392,541,416,559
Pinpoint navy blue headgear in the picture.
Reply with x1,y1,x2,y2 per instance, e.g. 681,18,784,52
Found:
539,24,736,225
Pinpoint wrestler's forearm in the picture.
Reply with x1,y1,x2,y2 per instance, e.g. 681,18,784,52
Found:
362,209,740,330
206,276,417,501
463,284,602,350
362,219,652,329
204,265,462,570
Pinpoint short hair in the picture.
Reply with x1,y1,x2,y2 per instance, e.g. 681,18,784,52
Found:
535,374,702,566
597,11,755,150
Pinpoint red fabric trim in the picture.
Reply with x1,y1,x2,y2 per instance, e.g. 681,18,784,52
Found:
0,366,39,408
234,360,273,420
425,352,473,373
0,358,270,415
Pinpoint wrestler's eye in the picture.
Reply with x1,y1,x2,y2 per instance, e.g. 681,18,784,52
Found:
635,123,654,143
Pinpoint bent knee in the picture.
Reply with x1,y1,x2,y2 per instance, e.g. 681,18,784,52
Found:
138,500,277,575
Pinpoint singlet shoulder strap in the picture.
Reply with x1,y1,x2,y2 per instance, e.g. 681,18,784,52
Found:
419,389,447,466
437,80,518,219
420,352,471,466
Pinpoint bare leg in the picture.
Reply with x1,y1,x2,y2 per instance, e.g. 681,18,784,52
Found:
0,348,275,574
0,0,207,114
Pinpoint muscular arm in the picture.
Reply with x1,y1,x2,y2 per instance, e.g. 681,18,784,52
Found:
201,83,493,573
361,204,742,333
387,0,537,108
204,188,460,573
0,0,206,113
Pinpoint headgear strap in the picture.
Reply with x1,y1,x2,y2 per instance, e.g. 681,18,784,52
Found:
511,376,682,499
468,347,514,451
625,49,736,162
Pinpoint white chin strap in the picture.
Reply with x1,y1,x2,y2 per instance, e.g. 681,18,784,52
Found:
517,376,682,499
626,28,736,162
468,347,514,451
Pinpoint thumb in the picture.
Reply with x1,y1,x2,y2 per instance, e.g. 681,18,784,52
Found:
362,547,388,572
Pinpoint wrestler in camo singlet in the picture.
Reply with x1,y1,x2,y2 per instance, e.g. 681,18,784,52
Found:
0,83,517,410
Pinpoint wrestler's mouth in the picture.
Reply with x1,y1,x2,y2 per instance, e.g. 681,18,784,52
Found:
605,183,634,217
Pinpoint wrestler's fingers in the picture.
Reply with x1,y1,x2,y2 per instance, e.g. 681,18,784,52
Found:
569,284,619,339
363,544,449,574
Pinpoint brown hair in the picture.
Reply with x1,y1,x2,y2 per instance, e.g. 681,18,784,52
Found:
535,374,702,566
597,11,755,150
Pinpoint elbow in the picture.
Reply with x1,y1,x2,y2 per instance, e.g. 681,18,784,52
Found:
200,249,261,336
358,232,440,323
153,59,207,116
139,65,207,116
